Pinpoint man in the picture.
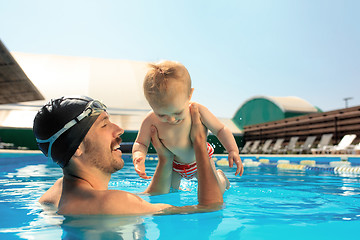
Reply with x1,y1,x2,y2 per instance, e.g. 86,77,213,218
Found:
33,96,223,215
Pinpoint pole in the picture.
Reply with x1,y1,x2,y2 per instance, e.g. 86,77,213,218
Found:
343,97,353,108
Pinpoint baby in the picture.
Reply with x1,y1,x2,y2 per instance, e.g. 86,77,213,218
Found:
132,60,243,192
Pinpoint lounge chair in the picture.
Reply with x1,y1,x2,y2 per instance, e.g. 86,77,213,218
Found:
324,134,357,154
249,140,261,154
293,136,317,154
258,139,272,154
311,134,333,154
347,142,360,154
278,136,299,154
240,141,252,154
265,138,284,154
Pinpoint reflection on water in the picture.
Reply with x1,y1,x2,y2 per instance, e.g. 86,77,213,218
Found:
61,215,146,240
6,164,60,178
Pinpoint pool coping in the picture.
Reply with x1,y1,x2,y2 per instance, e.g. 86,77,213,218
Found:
0,149,42,154
1,149,360,158
1,150,360,165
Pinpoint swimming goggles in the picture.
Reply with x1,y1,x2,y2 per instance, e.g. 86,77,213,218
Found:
36,99,107,160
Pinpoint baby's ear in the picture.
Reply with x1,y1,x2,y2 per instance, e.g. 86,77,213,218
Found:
189,88,195,99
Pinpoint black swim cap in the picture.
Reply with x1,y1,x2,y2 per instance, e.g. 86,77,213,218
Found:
33,96,106,168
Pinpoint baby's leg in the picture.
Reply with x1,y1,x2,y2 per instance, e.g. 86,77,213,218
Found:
210,159,230,194
217,169,230,193
171,171,182,190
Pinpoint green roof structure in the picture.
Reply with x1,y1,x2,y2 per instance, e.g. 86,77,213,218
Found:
232,96,322,130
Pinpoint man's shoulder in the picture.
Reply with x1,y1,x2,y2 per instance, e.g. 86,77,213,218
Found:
98,190,162,215
100,189,135,200
58,189,144,215
39,177,63,207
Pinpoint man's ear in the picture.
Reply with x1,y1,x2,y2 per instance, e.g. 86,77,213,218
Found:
74,142,85,157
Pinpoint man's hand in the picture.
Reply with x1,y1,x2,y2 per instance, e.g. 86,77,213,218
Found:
190,103,224,206
150,125,173,161
190,103,207,145
142,125,174,195
228,151,244,176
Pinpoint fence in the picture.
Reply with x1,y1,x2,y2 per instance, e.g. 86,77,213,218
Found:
243,105,360,145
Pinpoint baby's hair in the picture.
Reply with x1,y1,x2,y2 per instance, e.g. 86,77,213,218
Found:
143,60,191,103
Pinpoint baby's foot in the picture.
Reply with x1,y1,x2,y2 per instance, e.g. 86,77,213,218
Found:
217,169,230,190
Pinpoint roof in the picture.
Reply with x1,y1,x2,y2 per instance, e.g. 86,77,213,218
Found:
0,51,152,130
0,40,44,104
10,52,151,111
218,118,243,134
0,51,241,133
267,96,319,113
243,95,319,114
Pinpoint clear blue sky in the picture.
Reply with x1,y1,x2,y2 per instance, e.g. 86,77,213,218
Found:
1,0,359,117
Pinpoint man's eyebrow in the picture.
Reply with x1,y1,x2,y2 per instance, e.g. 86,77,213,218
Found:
101,115,110,122
96,114,109,125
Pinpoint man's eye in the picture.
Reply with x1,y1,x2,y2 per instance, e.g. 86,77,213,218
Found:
101,121,109,128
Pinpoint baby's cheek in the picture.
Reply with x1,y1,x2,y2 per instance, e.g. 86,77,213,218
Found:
159,117,168,122
177,115,186,120
183,111,191,119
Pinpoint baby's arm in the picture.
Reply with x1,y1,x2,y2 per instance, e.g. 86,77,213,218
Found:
197,104,244,176
132,113,154,179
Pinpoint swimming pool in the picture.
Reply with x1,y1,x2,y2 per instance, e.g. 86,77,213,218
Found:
0,152,359,239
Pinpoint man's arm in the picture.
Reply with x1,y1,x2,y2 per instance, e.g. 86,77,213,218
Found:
190,103,223,206
143,125,173,195
99,190,172,215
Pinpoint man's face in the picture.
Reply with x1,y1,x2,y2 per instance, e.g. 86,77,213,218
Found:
82,112,125,173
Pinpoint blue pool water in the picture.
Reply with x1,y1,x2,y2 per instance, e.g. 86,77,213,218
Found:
0,153,360,240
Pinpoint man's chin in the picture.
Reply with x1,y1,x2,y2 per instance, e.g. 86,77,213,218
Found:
113,159,124,172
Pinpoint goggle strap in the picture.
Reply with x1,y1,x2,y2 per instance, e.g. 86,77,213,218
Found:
35,100,105,162
36,108,92,143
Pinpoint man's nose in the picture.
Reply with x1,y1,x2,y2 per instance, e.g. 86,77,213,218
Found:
113,124,124,137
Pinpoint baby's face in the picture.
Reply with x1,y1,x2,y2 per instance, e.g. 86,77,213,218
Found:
151,92,191,125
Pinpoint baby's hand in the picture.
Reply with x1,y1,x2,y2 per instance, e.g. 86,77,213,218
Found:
228,151,244,176
133,156,151,179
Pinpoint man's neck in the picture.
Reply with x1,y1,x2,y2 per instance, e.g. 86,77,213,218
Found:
63,168,111,190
